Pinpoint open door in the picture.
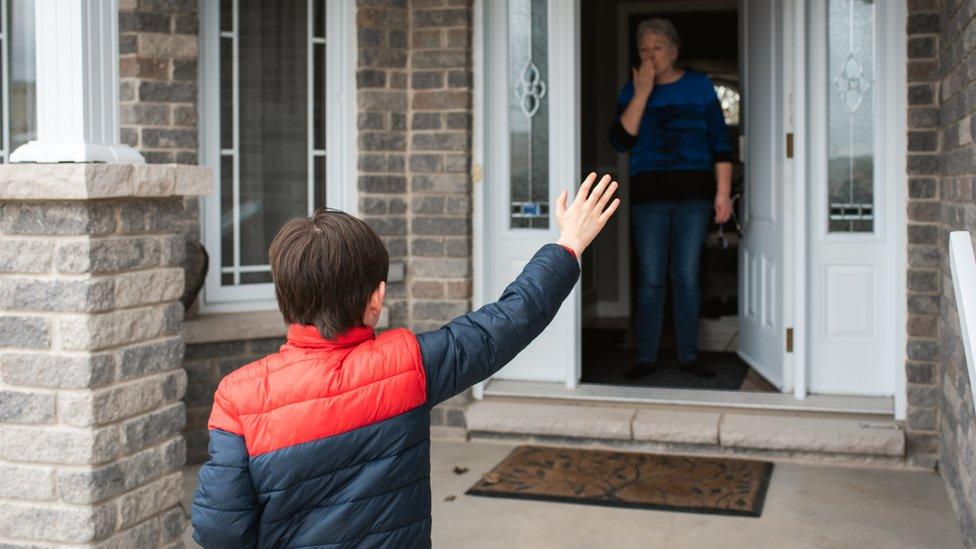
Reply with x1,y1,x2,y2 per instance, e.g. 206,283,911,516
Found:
737,0,788,390
481,0,580,385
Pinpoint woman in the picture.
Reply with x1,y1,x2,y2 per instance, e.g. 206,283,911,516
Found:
608,18,734,381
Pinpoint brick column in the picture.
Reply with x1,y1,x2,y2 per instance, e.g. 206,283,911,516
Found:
904,1,942,468
0,164,210,547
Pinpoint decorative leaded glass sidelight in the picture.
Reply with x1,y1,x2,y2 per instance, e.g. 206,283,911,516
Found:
508,0,549,229
827,0,875,233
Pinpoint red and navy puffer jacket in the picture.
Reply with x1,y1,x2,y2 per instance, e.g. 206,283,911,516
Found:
191,244,579,548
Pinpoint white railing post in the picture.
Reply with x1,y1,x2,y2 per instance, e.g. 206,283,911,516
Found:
949,231,976,412
9,0,143,163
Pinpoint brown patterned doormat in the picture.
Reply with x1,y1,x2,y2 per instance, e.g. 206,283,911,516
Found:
466,446,773,517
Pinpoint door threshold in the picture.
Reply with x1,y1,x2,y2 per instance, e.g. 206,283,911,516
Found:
482,380,895,416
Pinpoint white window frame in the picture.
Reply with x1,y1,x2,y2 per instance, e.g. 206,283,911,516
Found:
198,0,358,312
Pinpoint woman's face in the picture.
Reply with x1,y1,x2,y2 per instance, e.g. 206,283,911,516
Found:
637,32,678,74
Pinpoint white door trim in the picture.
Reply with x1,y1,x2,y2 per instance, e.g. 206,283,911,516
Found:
789,0,807,401
886,0,908,420
472,0,486,399
554,0,584,387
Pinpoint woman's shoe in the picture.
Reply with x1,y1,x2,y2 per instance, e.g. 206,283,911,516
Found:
624,361,657,381
679,360,715,378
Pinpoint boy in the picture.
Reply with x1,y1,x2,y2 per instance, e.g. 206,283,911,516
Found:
192,173,619,547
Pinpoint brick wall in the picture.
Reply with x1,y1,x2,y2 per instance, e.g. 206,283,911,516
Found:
119,0,199,166
354,0,475,425
931,0,976,544
408,0,474,332
183,337,284,464
357,0,411,328
356,0,474,330
905,0,942,469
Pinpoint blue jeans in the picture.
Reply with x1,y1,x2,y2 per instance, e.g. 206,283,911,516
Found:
632,200,713,364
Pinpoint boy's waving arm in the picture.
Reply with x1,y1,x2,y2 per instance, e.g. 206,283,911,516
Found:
418,173,620,406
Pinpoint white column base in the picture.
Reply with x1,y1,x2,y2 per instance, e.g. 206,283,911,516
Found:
9,141,145,164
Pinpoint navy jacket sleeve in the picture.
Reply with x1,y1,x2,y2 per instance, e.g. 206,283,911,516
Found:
418,243,580,406
608,82,639,152
702,75,734,164
191,396,260,548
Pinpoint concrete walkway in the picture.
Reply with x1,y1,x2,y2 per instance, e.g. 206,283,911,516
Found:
182,439,964,548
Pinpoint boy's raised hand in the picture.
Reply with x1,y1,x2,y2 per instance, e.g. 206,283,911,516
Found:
555,172,620,256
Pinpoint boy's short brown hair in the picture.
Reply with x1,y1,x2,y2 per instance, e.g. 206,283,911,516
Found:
269,209,389,339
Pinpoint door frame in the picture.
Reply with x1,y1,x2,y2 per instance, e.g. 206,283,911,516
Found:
471,0,907,419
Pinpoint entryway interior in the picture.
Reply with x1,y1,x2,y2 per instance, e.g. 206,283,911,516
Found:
579,0,774,392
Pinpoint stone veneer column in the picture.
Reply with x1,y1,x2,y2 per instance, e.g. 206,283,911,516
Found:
0,164,210,547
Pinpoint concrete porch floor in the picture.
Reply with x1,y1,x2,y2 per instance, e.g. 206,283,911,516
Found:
182,439,964,548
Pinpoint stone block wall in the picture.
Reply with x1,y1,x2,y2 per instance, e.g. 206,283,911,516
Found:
932,0,976,544
0,164,210,547
183,336,284,464
905,0,942,469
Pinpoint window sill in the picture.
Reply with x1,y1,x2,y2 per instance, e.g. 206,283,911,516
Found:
182,310,287,345
181,307,390,345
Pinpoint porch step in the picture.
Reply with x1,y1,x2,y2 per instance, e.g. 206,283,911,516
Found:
720,414,904,456
465,401,905,459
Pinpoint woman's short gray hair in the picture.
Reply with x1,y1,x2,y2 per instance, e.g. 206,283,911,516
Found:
636,18,681,51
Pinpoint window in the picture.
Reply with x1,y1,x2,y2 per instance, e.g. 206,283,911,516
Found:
201,0,354,311
826,0,875,233
3,0,37,161
508,0,550,229
713,81,740,127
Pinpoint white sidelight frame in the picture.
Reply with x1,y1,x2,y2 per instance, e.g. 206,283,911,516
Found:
473,0,581,395
9,0,142,163
805,0,907,417
199,0,357,312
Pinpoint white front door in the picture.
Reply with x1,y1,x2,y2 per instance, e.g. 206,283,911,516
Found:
738,0,789,390
805,0,902,396
482,0,580,384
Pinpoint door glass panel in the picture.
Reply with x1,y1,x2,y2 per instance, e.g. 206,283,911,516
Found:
508,0,549,229
827,0,875,233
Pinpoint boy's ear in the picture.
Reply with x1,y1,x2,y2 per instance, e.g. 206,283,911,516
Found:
374,281,386,310
363,281,386,326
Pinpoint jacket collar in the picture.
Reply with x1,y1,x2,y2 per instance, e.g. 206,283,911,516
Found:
285,324,375,350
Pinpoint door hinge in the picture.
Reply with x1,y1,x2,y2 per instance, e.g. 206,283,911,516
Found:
786,327,794,353
472,162,483,183
786,133,794,159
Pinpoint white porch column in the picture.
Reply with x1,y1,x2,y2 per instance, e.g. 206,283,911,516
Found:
9,0,144,163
